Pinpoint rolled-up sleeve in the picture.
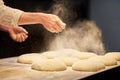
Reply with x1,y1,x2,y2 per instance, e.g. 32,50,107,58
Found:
0,0,24,27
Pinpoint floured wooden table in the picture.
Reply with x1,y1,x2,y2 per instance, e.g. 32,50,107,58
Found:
0,57,120,80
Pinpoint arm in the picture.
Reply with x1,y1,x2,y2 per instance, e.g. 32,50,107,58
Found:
0,0,65,42
0,0,66,33
18,12,66,33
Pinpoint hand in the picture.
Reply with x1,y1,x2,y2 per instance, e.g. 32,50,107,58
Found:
8,27,28,42
39,13,66,33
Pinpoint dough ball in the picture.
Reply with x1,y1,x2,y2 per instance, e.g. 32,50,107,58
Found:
105,52,120,61
72,59,105,72
89,55,117,66
31,59,67,71
17,53,46,64
71,52,97,59
56,49,81,57
55,56,80,66
41,51,60,59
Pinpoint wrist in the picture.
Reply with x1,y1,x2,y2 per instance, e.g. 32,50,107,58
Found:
0,25,11,32
35,13,47,24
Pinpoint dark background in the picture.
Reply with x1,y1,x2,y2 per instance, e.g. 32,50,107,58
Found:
0,0,89,58
90,0,120,52
0,0,120,58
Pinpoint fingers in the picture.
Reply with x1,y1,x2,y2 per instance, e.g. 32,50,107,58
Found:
56,21,65,32
40,13,66,33
14,27,28,42
16,27,28,34
45,24,62,33
22,28,28,34
8,27,28,42
49,15,66,33
49,22,62,33
55,16,66,29
44,20,66,33
16,33,28,42
50,21,66,33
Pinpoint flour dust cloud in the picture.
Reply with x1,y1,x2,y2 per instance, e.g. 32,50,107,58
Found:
45,0,106,55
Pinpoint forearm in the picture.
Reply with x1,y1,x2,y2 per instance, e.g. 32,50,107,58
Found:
18,12,44,25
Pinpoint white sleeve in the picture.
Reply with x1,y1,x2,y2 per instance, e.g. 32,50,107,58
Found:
0,0,24,27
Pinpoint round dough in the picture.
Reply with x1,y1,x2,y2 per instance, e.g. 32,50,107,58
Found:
56,49,81,57
41,51,60,59
105,52,120,61
71,52,97,59
31,59,67,71
72,59,105,72
17,53,46,64
55,56,80,66
89,55,117,66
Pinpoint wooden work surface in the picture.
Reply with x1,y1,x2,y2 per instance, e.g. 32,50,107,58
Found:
0,57,120,80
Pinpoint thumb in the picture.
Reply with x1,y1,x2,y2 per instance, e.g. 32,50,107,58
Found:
17,27,28,34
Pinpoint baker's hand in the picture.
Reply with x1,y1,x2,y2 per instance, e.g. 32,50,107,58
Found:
39,13,66,33
8,27,28,42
